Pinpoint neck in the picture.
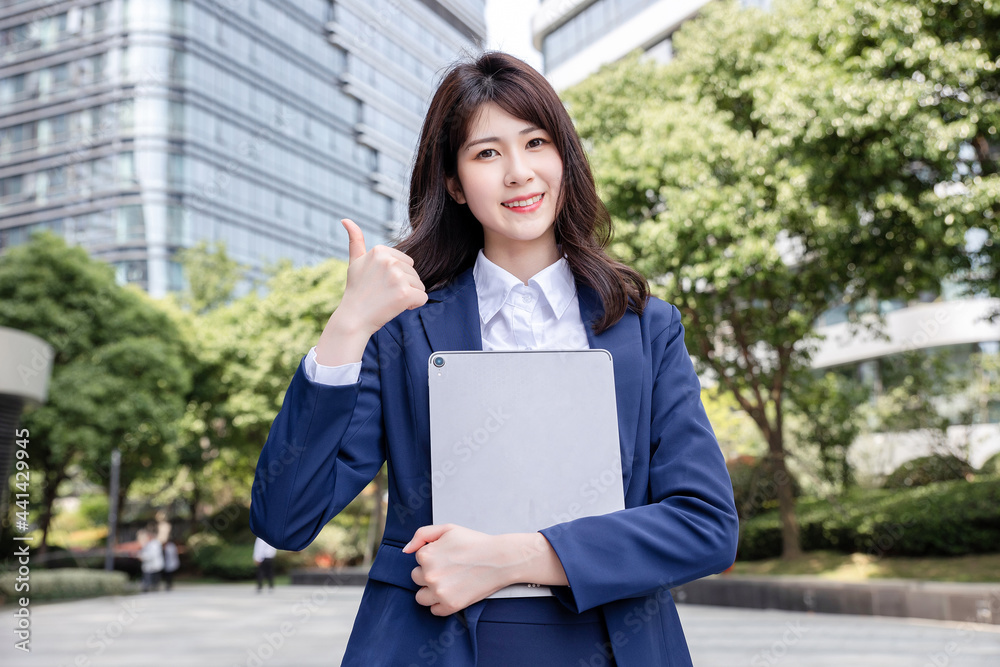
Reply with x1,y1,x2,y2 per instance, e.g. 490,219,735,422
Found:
483,242,562,284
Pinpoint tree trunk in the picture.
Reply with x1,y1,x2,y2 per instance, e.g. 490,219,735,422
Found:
189,482,202,532
767,428,801,560
37,468,68,562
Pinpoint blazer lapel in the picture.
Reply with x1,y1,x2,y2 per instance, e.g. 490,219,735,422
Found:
578,284,642,497
420,267,483,352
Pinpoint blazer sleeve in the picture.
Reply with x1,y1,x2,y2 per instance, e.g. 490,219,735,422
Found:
539,306,739,612
249,332,387,551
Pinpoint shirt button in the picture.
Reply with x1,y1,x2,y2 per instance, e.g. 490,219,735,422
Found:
522,294,532,303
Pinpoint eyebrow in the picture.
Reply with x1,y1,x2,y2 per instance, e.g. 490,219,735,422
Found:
463,126,543,152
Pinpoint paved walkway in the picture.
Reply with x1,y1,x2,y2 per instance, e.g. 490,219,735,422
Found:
2,584,999,666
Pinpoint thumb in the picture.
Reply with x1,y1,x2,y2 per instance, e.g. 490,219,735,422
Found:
402,524,454,553
342,218,366,263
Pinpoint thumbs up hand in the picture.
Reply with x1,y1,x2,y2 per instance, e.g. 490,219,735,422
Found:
340,218,428,332
314,219,428,366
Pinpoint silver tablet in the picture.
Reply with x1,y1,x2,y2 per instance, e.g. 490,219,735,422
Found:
428,349,624,598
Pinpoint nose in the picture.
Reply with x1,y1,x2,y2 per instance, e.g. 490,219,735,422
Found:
504,150,534,186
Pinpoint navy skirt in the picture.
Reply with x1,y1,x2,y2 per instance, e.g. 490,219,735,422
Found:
475,596,617,667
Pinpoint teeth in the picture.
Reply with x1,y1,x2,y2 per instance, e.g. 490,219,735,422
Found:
502,194,542,208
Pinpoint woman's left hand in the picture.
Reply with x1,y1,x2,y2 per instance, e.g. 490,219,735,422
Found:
402,524,513,616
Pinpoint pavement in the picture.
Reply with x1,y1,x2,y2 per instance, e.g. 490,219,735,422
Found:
1,584,999,666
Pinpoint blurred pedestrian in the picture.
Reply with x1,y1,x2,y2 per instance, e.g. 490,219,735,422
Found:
162,539,180,591
253,537,276,593
138,529,164,592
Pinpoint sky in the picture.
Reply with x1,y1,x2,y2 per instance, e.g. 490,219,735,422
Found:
484,0,543,70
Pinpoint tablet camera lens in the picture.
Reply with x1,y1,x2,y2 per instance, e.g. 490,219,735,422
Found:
433,356,445,368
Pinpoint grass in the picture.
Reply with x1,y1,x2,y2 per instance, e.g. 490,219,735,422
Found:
728,550,1000,583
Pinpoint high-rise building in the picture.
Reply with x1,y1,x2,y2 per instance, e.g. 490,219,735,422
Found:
532,0,1000,472
0,0,486,296
533,0,769,91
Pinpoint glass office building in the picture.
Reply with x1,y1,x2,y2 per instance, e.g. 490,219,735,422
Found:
0,0,486,296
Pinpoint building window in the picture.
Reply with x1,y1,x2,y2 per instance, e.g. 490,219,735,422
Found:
0,225,29,250
170,50,185,82
0,174,24,198
0,73,29,104
50,114,70,143
0,122,37,155
50,63,71,94
116,205,145,242
0,23,35,53
170,0,186,28
114,260,148,286
167,260,184,291
45,166,68,195
118,152,138,186
118,99,135,131
168,154,185,186
167,205,187,244
168,100,184,133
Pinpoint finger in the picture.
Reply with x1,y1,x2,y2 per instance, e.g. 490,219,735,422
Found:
430,602,456,617
384,246,415,267
402,524,453,553
342,219,367,263
406,275,426,292
414,586,438,608
410,566,426,587
405,289,429,311
390,263,424,291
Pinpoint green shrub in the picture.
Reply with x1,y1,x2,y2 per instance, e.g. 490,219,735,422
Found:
980,452,1000,476
297,521,365,567
201,504,252,542
738,477,1000,560
883,454,973,489
188,534,256,580
79,494,110,525
0,568,133,602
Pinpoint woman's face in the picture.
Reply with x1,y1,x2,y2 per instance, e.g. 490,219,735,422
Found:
447,103,563,264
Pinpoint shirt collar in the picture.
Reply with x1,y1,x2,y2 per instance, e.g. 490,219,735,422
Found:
473,249,578,324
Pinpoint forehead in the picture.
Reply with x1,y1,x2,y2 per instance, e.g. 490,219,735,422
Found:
465,102,543,141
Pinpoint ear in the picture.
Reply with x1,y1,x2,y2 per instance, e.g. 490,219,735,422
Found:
445,175,467,205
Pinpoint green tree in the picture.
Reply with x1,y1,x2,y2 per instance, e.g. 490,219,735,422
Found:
565,0,997,557
157,241,245,526
161,250,388,557
0,233,191,554
787,371,868,492
174,240,244,314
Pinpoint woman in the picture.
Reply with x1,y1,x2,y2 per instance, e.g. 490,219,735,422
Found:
250,52,737,666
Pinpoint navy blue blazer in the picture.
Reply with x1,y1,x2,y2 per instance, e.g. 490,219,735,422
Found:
250,266,738,666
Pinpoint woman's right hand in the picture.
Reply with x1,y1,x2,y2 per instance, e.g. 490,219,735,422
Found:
314,219,428,366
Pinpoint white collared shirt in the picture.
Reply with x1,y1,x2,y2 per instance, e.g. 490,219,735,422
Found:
304,249,590,385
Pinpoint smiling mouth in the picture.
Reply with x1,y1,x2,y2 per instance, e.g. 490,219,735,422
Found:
501,194,543,208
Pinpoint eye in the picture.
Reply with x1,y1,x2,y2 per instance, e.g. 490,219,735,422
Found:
476,148,498,159
526,137,548,148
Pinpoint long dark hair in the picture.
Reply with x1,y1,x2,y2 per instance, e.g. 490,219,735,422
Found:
395,51,648,333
